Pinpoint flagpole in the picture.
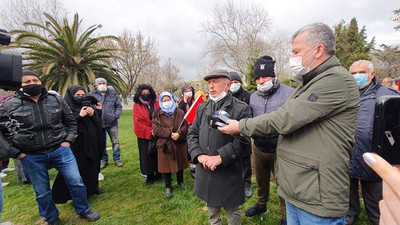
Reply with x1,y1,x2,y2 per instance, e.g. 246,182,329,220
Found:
177,95,202,131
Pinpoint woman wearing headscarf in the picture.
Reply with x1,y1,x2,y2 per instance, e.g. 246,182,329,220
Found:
133,84,161,185
152,91,188,197
178,85,194,114
52,85,105,203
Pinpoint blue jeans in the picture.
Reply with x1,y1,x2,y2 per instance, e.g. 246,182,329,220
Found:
286,201,344,225
102,125,121,163
20,146,90,222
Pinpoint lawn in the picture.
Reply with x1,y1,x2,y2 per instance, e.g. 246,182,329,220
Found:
2,110,370,224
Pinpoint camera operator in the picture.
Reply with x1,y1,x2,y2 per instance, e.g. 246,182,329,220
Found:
0,70,100,225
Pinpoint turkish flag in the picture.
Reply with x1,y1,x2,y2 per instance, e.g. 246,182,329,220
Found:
184,94,205,124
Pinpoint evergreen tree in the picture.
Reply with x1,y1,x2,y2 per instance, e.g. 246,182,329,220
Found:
334,17,374,70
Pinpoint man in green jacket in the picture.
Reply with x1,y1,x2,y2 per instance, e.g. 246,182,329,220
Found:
219,23,360,224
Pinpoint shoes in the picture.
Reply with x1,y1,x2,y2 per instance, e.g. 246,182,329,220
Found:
80,209,100,222
244,186,253,198
2,182,9,187
345,215,358,225
145,178,154,185
178,183,187,189
165,188,172,197
190,169,195,179
48,217,60,225
1,167,15,172
100,162,108,170
280,219,287,225
96,187,105,195
115,161,123,167
244,204,268,217
0,173,7,178
98,172,104,181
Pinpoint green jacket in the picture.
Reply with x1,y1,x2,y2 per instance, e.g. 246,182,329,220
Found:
239,56,360,217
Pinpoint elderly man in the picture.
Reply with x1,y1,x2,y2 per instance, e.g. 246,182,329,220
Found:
219,23,360,224
0,70,100,225
229,71,253,198
345,60,399,225
90,78,123,169
188,70,251,225
244,56,293,225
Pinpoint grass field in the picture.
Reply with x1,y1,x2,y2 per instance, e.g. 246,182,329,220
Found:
2,110,370,224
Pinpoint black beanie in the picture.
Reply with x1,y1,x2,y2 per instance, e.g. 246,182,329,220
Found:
22,70,40,79
229,71,242,83
253,56,275,80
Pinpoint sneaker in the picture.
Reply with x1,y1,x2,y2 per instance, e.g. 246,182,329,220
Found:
98,172,104,181
244,204,268,217
115,161,123,167
47,217,60,225
2,182,9,187
100,162,108,170
244,186,253,198
80,209,100,222
1,167,15,172
0,173,7,178
165,188,172,197
345,215,358,225
178,183,187,189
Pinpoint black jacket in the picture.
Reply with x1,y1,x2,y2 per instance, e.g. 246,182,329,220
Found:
0,89,77,154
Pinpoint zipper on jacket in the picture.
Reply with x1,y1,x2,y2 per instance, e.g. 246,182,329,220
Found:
264,95,269,114
35,102,46,149
278,149,319,170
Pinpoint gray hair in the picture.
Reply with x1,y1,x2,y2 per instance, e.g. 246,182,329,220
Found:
349,60,374,73
292,23,336,56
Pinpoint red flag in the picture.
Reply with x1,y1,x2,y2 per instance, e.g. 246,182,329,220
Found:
184,94,205,124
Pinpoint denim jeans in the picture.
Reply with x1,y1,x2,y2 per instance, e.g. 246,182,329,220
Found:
102,125,121,163
20,146,90,222
286,201,344,225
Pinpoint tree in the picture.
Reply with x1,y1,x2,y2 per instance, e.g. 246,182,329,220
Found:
372,44,400,78
391,8,400,31
201,1,272,81
103,30,159,104
11,13,123,97
334,17,375,70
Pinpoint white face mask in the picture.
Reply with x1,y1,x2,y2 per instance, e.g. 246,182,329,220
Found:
97,84,107,92
209,91,227,103
185,92,193,97
162,101,173,109
289,46,317,83
230,83,241,93
257,80,273,92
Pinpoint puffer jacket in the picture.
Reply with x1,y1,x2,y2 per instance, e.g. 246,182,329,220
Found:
0,89,77,154
250,80,293,152
239,55,360,217
351,76,399,181
90,87,122,128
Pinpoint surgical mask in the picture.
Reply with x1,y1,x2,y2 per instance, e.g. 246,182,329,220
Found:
230,83,241,93
209,91,227,103
20,84,43,96
289,46,317,83
185,92,193,98
97,84,107,92
353,73,369,88
257,80,273,92
162,101,173,109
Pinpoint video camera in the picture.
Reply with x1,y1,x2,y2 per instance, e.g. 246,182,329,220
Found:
0,29,22,91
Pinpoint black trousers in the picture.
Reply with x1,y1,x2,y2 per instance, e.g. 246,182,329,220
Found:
347,178,382,225
163,170,184,188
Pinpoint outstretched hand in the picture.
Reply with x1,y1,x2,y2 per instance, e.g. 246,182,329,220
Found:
217,119,240,136
363,153,400,225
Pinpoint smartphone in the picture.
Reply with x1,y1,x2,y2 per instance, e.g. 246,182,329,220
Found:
371,95,400,165
82,100,91,107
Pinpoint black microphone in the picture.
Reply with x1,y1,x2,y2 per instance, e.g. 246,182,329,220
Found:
208,115,227,128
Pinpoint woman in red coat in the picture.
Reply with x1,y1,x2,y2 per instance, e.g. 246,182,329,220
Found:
152,91,188,197
133,84,160,185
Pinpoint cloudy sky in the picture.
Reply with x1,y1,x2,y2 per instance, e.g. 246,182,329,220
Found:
62,0,399,81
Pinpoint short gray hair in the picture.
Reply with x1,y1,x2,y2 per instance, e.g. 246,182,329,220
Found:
292,23,336,56
349,60,374,73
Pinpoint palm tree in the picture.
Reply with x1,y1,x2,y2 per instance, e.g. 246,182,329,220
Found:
11,13,125,96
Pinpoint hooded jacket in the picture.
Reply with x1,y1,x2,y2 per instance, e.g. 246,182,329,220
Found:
133,84,159,140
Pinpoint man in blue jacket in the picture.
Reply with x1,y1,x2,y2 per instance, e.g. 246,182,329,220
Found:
91,78,123,169
345,60,399,225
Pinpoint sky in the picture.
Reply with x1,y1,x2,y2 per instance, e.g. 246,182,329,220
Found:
53,0,400,81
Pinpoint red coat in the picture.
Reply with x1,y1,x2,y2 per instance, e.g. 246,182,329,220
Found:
133,100,159,140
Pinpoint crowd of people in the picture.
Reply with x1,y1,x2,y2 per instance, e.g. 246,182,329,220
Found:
0,22,400,225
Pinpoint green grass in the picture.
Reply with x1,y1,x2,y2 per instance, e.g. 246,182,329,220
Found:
2,110,370,224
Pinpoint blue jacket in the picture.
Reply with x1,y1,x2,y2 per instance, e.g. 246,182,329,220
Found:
350,76,399,181
90,87,122,128
249,80,293,152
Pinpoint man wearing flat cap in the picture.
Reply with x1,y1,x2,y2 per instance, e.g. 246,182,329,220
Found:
188,69,251,224
0,70,100,224
244,56,293,225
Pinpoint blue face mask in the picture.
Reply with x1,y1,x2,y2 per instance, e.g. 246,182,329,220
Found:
353,73,368,88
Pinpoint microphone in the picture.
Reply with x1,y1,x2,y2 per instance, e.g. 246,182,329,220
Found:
208,110,231,128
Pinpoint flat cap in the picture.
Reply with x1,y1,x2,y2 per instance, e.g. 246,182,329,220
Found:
203,69,231,81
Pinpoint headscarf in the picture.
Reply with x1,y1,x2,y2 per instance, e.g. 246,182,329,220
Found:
159,91,176,116
64,85,98,115
195,91,207,101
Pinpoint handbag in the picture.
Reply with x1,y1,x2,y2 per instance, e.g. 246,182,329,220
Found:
147,138,157,155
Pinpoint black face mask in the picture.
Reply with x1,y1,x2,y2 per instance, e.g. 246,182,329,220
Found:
141,94,151,101
21,84,43,96
73,96,85,104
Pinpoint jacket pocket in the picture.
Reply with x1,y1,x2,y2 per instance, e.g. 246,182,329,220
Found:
276,149,321,204
13,111,33,128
